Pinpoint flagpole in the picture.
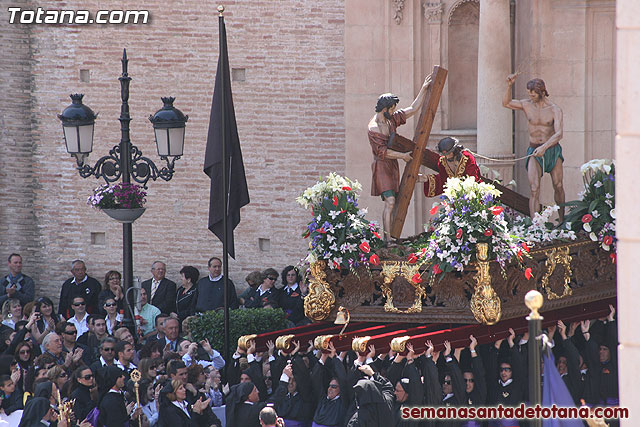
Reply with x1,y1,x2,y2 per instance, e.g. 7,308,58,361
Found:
218,4,231,373
525,290,543,427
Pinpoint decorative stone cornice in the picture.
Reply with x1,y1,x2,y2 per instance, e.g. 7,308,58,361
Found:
393,0,405,24
423,1,444,24
448,0,479,25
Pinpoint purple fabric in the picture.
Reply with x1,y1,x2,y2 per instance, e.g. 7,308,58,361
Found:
312,422,336,427
284,420,309,427
542,350,584,427
463,421,482,427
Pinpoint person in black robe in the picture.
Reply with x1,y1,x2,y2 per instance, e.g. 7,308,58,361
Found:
18,397,53,427
226,366,289,427
311,349,350,427
70,366,97,422
274,357,314,426
346,365,395,427
385,344,424,427
98,366,136,427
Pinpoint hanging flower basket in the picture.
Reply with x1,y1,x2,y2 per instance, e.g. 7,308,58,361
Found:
102,208,146,223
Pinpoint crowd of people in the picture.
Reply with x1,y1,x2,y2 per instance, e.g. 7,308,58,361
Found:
1,253,620,426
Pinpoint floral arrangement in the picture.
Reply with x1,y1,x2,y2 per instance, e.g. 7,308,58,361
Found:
563,159,616,255
411,177,530,279
296,173,383,271
509,205,577,244
87,182,147,210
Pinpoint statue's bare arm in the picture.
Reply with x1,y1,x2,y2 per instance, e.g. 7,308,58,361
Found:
401,74,433,118
503,73,524,110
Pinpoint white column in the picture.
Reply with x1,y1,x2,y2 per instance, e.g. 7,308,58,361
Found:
617,0,640,424
476,0,514,182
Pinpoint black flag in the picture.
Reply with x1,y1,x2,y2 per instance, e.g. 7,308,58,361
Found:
204,15,249,259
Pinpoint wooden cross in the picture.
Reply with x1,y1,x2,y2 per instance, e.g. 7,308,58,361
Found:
390,65,448,238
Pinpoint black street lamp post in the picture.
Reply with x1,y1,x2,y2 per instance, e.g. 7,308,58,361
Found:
58,49,188,332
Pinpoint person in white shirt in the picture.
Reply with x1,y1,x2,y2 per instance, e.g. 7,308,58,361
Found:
67,296,90,337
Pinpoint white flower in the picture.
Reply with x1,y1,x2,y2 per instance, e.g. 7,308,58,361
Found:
602,244,610,251
329,211,340,219
605,193,613,199
592,210,600,218
610,208,616,219
589,232,598,241
327,234,336,243
583,223,592,232
593,181,603,188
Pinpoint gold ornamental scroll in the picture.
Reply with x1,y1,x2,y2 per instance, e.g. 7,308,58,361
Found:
304,261,336,321
470,243,502,325
390,65,448,238
380,261,425,313
540,246,573,300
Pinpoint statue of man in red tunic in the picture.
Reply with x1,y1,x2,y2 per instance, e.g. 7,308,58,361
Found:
418,137,482,198
368,75,432,240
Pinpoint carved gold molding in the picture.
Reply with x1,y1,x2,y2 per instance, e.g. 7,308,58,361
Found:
541,246,573,300
393,0,405,24
380,261,425,313
304,261,336,321
470,243,502,325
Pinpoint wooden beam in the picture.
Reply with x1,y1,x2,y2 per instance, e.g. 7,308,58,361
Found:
390,66,448,238
389,134,531,216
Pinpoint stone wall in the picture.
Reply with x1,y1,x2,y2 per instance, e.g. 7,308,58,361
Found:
1,0,345,302
0,0,44,288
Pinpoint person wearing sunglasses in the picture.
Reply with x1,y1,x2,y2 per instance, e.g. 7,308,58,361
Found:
68,296,90,337
244,268,280,309
55,320,91,367
99,270,125,314
89,337,118,372
103,298,123,335
70,366,97,422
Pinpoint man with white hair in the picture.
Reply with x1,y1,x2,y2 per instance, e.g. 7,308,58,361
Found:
59,259,101,318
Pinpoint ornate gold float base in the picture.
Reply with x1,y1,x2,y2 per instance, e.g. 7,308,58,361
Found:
304,261,336,321
470,243,502,325
380,261,425,313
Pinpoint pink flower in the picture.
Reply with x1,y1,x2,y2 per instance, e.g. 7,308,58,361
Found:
432,264,442,275
603,235,613,246
456,228,463,239
582,214,593,223
430,205,439,215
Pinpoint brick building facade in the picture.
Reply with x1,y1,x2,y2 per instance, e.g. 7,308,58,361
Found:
1,0,346,302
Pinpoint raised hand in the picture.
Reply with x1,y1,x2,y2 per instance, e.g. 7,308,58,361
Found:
507,328,516,348
608,304,616,322
406,343,415,361
580,320,590,334
426,340,434,357
283,363,293,378
266,340,275,357
366,344,376,360
247,340,256,355
443,340,452,356
469,335,477,352
557,320,567,340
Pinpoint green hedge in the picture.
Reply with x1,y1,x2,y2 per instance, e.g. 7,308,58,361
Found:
187,308,289,352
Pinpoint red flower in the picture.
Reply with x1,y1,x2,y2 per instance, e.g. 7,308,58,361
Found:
433,264,442,275
332,196,339,206
610,253,617,264
369,254,380,266
333,261,341,269
316,228,326,234
359,241,371,253
411,273,422,284
303,230,310,238
522,242,530,253
490,206,503,216
603,235,613,246
420,247,427,256
407,253,418,264
517,250,523,262
430,205,439,215
456,228,463,239
484,229,493,237
373,231,381,239
525,268,533,280
342,186,352,191
582,214,593,223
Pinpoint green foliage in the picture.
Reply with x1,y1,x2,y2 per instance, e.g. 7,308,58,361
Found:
187,308,289,352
